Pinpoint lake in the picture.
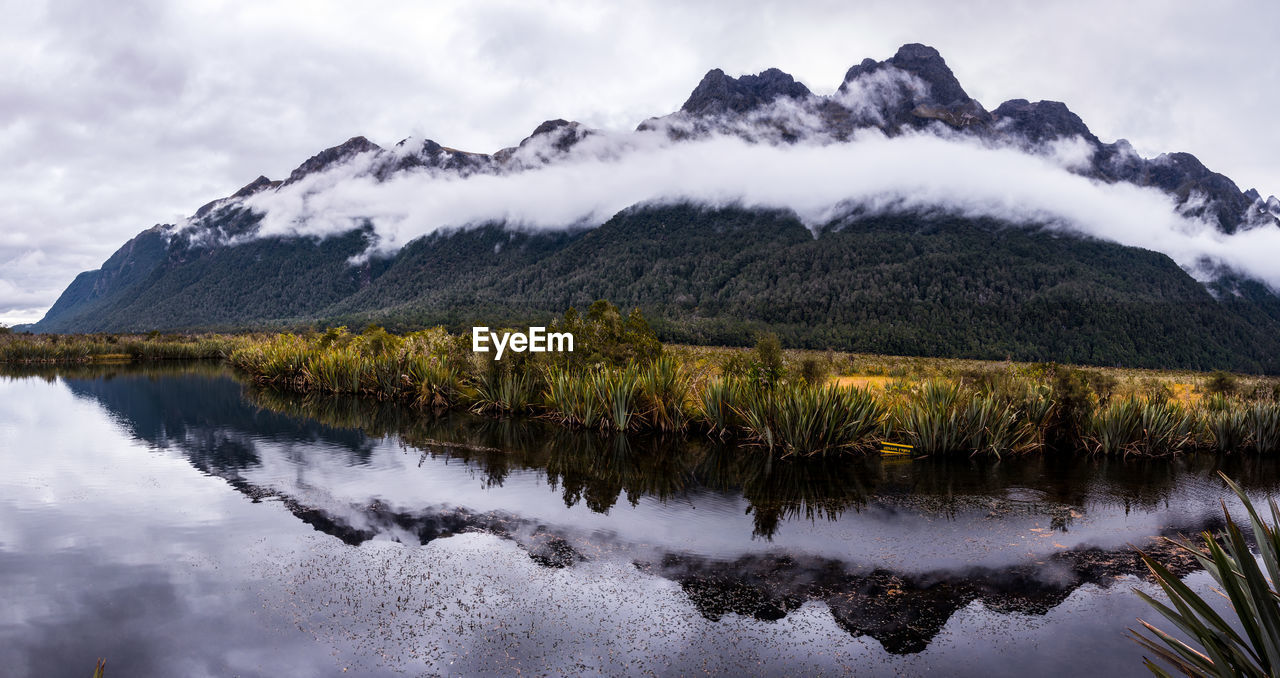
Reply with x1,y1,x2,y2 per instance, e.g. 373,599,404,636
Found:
0,362,1266,676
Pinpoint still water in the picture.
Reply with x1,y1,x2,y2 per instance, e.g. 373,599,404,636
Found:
0,363,1270,676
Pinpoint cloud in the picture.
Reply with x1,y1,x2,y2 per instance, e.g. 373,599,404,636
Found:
240,126,1280,289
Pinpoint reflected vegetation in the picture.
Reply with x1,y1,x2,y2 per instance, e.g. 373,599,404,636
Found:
9,362,1279,657
241,380,1280,534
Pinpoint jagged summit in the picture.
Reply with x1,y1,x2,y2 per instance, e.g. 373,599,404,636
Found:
513,119,594,154
232,175,278,198
841,43,970,106
529,119,574,136
285,136,383,184
680,67,811,116
173,43,1276,238
992,99,1097,144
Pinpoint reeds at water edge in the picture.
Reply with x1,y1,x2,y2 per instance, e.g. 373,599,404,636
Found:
216,331,1280,459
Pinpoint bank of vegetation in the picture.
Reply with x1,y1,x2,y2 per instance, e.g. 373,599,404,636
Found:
219,301,1280,459
0,330,246,363
7,302,1280,458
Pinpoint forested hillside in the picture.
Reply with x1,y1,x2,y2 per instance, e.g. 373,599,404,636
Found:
34,204,1280,373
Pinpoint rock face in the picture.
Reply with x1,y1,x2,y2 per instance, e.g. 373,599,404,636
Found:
889,43,971,104
285,136,383,184
992,99,1097,144
836,43,989,130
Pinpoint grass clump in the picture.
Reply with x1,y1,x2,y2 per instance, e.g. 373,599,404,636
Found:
1085,398,1197,456
892,381,1038,457
734,382,884,457
637,355,690,432
697,376,742,435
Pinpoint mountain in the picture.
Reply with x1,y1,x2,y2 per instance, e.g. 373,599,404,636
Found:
31,44,1280,373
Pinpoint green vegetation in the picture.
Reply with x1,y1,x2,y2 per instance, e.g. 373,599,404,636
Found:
34,204,1280,374
894,380,1039,457
733,381,885,456
0,332,246,364
1084,399,1198,456
1131,474,1280,677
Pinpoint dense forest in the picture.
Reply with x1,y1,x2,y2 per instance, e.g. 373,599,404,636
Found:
31,204,1280,373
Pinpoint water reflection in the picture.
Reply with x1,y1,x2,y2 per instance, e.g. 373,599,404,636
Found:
240,381,1280,539
1,362,1271,671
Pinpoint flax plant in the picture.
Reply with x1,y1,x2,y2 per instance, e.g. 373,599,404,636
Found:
1131,474,1280,677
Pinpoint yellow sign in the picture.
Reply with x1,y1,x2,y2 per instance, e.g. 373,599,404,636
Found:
879,441,914,456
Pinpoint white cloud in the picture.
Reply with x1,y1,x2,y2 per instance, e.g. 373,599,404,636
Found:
240,128,1280,289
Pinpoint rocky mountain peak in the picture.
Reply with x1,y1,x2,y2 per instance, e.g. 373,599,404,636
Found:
992,99,1096,144
523,119,593,152
837,43,984,131
285,136,383,184
530,119,573,137
232,175,279,199
194,175,280,218
680,67,812,116
887,43,970,105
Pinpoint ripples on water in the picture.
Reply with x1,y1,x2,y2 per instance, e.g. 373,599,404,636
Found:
0,363,1269,676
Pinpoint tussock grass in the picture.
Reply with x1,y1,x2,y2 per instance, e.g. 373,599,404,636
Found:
1085,398,1197,456
733,382,885,457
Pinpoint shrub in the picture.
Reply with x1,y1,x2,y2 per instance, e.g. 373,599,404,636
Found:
1204,370,1240,397
595,365,641,432
551,301,661,368
748,333,785,389
1048,366,1094,446
638,355,689,432
798,356,828,385
1247,402,1280,454
1085,398,1196,456
471,370,536,415
1204,405,1250,453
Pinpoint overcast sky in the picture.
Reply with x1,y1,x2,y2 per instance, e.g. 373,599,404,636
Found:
2,0,1277,326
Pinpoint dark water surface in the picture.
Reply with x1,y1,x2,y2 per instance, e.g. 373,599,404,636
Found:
0,363,1271,676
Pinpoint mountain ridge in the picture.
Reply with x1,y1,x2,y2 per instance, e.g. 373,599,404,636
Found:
27,44,1280,373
